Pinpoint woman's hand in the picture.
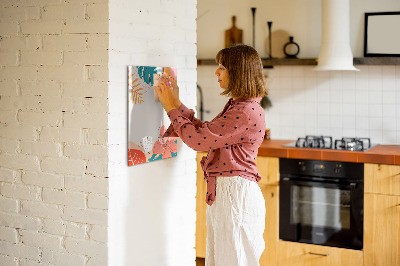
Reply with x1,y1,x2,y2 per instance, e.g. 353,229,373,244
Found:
155,78,177,113
162,74,181,108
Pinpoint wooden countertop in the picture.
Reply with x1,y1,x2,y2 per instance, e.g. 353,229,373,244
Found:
258,139,400,165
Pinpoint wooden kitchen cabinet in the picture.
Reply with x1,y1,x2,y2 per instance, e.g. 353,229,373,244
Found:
364,163,400,196
364,163,400,266
278,241,363,266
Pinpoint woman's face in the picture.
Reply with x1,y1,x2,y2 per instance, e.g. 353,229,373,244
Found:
215,64,229,89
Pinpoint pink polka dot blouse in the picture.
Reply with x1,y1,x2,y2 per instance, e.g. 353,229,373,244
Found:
164,97,266,206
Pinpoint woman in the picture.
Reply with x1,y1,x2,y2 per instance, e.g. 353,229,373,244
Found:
156,45,267,266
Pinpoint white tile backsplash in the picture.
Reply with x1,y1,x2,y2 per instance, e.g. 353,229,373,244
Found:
197,65,400,144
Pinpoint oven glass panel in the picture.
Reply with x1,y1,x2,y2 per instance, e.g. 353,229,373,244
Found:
291,185,351,230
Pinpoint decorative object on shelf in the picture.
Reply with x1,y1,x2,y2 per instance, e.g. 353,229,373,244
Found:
251,7,256,48
283,36,300,58
260,95,272,110
267,21,273,58
364,11,400,57
265,29,290,59
128,66,178,166
225,16,243,48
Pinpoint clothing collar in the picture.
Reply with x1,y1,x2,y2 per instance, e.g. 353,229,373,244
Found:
230,97,262,104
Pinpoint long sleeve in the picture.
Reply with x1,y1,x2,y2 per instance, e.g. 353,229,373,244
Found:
167,105,253,152
163,103,205,137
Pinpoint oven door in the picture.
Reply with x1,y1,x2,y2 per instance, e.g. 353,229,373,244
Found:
279,177,363,250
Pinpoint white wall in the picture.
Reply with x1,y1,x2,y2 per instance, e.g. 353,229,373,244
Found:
198,0,400,58
0,1,109,265
197,0,400,145
108,0,198,265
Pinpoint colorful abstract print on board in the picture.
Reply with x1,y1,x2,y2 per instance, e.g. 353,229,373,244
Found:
128,66,178,166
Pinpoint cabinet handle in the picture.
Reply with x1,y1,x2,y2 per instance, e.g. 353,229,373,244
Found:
309,252,329,257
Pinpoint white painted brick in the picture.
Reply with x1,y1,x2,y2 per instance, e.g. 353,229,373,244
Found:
0,254,17,266
0,212,42,230
0,196,18,213
175,42,197,56
0,226,18,243
65,237,107,256
0,36,42,52
19,80,61,97
21,200,63,219
0,154,40,171
37,96,86,113
0,6,40,21
86,3,108,20
43,219,66,236
0,138,19,154
18,111,62,127
0,125,37,141
0,241,40,261
82,98,109,114
65,222,86,239
88,194,108,210
0,22,18,36
41,158,86,176
63,207,107,226
37,66,85,82
43,188,86,208
85,34,108,51
64,113,108,129
20,21,62,35
86,160,108,178
64,144,108,161
20,230,62,251
0,66,38,81
63,81,108,98
0,51,18,66
88,225,107,243
0,183,40,201
0,168,16,183
0,81,17,96
6,96,41,111
63,19,108,34
20,51,62,66
20,141,62,157
22,171,63,189
19,259,42,266
87,65,108,82
42,35,86,51
86,255,107,266
39,127,81,144
64,50,108,66
41,248,86,266
65,175,108,194
83,128,108,145
42,4,84,20
0,110,17,125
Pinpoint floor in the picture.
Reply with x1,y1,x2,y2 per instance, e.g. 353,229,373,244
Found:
196,257,205,266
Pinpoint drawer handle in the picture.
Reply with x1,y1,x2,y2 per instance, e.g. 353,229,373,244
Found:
309,252,329,257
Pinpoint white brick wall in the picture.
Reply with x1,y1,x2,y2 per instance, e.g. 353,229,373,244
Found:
108,0,198,265
0,1,109,265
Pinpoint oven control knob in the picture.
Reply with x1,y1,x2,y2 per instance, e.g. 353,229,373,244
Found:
334,167,341,174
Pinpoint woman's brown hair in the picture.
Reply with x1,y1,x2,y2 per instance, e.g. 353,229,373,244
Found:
215,45,267,99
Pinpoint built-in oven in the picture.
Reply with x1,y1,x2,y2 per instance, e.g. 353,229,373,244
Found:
279,158,364,250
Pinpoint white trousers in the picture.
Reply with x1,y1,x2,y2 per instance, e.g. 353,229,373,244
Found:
205,176,266,266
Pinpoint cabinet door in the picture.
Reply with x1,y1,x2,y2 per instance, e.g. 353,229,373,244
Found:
256,156,279,186
196,152,208,258
364,193,400,266
259,185,279,266
278,241,363,266
365,164,400,196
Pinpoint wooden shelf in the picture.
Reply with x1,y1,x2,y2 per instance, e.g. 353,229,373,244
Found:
197,57,400,68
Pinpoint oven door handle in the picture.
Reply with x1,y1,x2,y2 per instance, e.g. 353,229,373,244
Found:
281,177,357,188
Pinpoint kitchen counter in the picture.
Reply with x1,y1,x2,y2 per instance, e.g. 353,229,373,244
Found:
258,139,400,165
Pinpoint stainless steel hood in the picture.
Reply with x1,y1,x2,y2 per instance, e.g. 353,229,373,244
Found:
314,0,359,71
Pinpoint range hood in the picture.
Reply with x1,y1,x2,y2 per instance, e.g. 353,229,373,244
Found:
314,0,359,71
